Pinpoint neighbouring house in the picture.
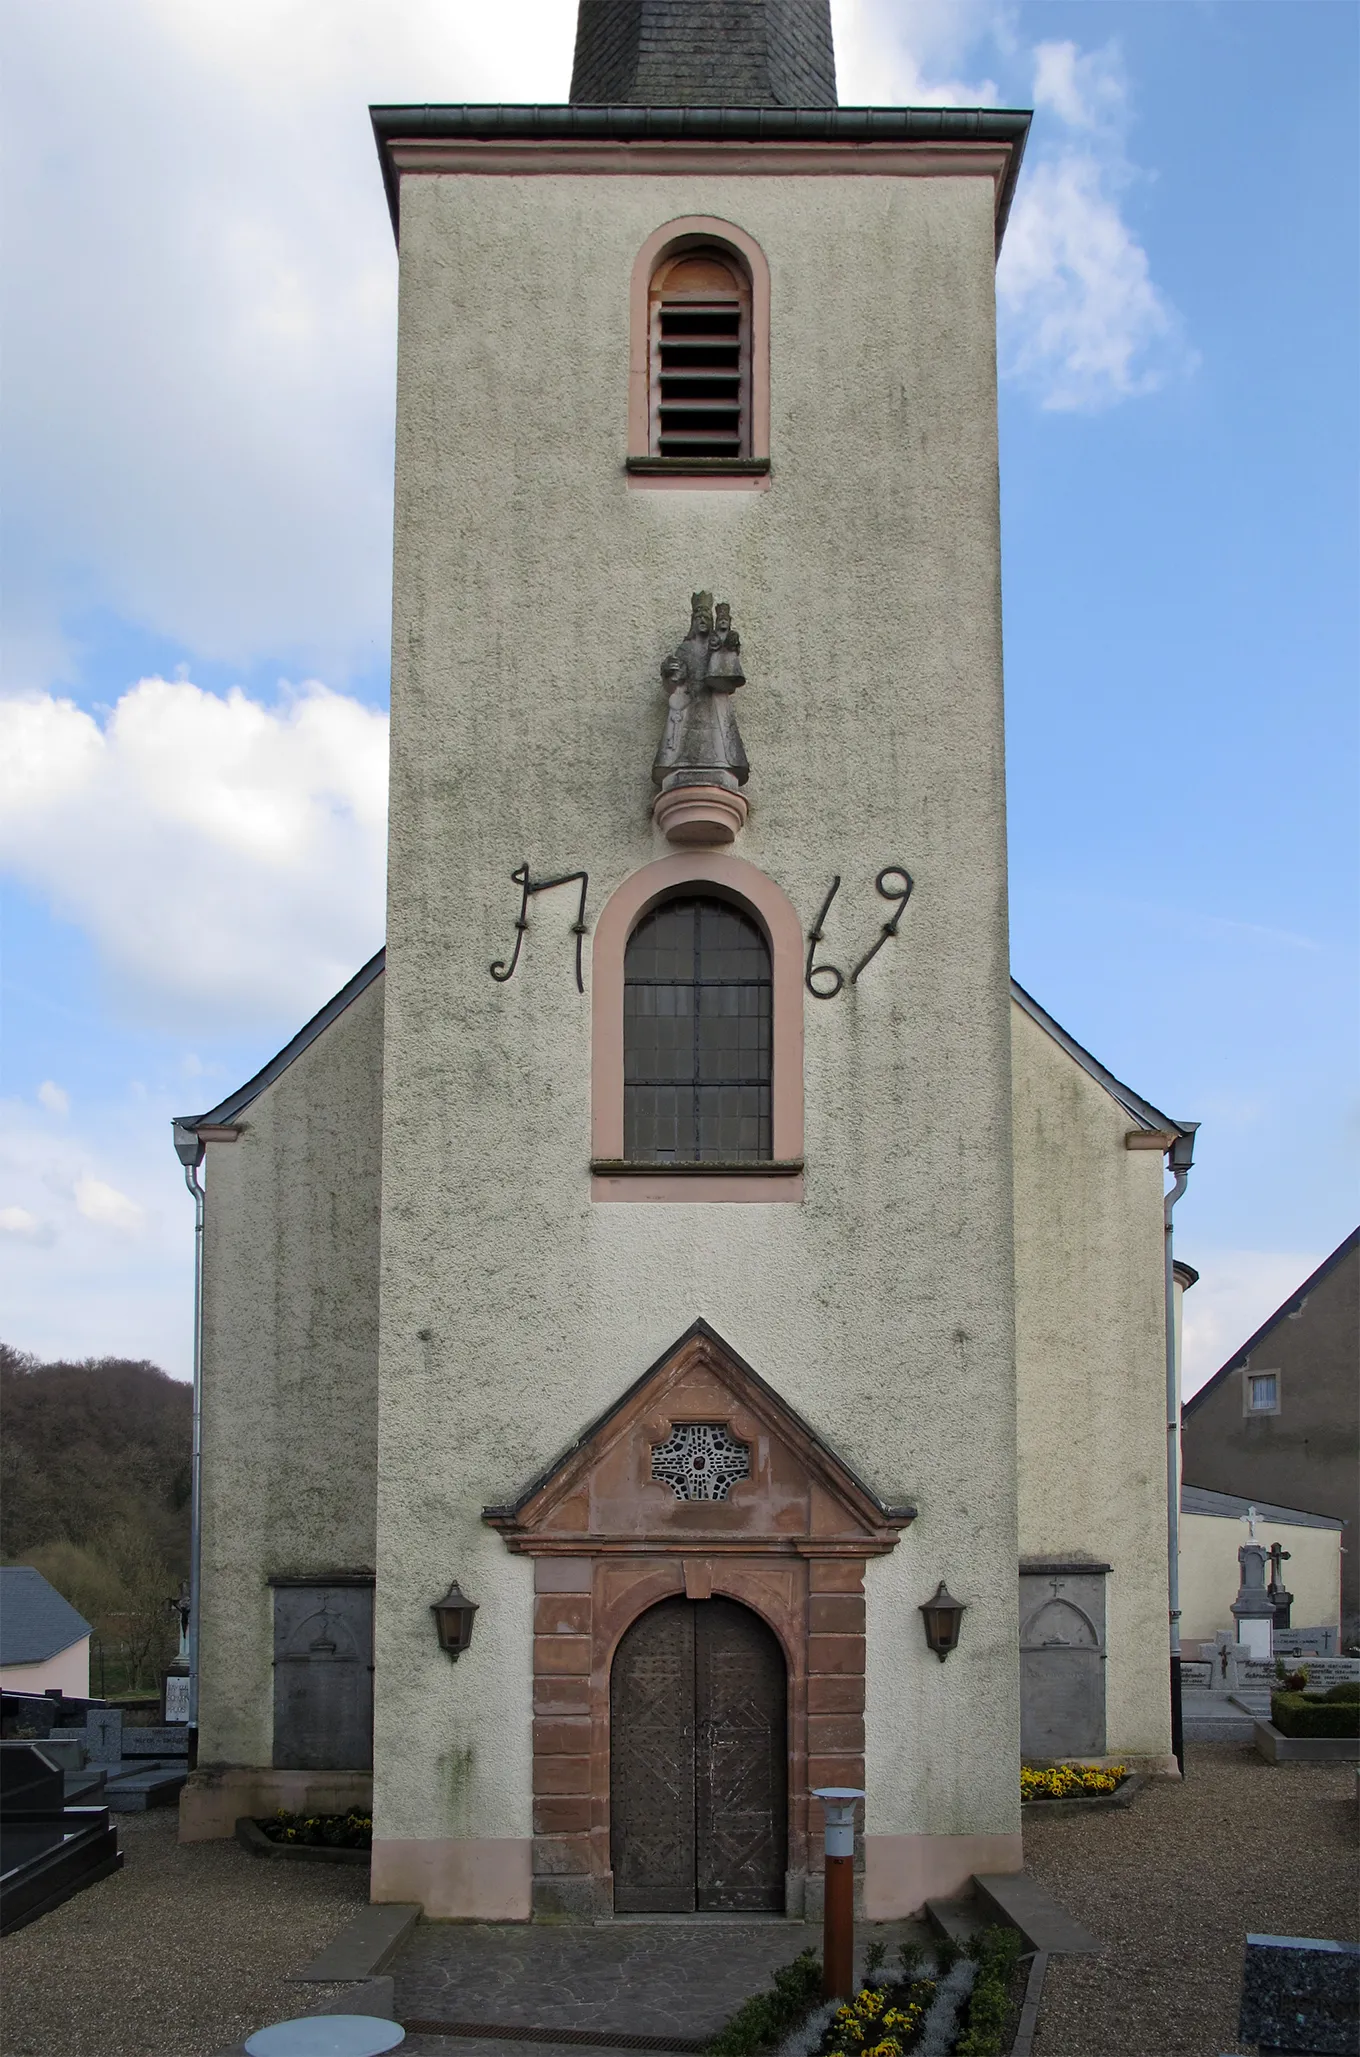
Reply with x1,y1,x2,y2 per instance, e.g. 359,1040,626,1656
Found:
1181,1230,1358,1643
1178,1486,1343,1651
0,1566,91,1698
172,0,1200,1923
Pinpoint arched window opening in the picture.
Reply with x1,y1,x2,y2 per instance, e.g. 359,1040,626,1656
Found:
648,249,752,461
624,896,771,1164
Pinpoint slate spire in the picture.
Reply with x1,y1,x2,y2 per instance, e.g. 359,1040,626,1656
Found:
570,0,837,108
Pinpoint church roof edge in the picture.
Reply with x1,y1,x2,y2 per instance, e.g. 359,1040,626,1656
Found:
1009,978,1195,1142
369,102,1032,247
175,947,387,1133
181,950,1190,1164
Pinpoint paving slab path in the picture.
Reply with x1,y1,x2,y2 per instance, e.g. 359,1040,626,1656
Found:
1023,1740,1358,2057
392,1916,920,2051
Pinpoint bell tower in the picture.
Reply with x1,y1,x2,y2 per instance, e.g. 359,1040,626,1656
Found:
369,1,1030,1921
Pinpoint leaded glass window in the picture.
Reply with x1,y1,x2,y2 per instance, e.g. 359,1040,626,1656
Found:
624,896,772,1163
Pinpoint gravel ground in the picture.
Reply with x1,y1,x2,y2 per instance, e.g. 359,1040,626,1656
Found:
1024,1741,1359,2057
0,1810,368,2057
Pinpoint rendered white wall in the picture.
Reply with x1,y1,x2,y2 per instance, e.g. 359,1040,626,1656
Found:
1180,1514,1341,1645
197,978,384,1769
378,167,1018,1862
1011,1002,1173,1763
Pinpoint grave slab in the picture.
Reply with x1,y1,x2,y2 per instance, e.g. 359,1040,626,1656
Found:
1239,1933,1360,2056
292,1904,421,1982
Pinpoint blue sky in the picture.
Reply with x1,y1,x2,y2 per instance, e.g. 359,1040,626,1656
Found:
1,0,1356,1388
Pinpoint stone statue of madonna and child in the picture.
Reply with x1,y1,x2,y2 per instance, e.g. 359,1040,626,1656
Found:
650,590,750,845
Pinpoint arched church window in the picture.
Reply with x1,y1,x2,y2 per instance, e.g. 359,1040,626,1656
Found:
623,896,772,1163
648,248,752,460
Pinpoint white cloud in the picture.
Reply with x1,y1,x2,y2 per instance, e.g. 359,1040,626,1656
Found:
0,1091,193,1373
1181,1250,1323,1399
1,0,575,688
37,1081,70,1116
0,0,1190,699
835,12,1190,413
1031,38,1123,133
997,43,1193,411
75,1177,147,1235
0,677,388,1025
0,1206,46,1239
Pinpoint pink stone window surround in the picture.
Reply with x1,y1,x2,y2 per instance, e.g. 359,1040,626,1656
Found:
628,218,772,492
591,854,804,1202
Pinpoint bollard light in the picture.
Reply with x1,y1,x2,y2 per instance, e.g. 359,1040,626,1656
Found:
812,1785,864,2001
430,1580,479,1660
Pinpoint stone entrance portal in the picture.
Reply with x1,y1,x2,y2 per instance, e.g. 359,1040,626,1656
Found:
611,1595,787,1912
483,1321,914,1918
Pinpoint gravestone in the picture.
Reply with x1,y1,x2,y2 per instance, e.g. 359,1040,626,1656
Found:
1276,1629,1339,1659
1018,1570,1107,1756
122,1726,189,1758
1233,1544,1276,1661
84,1709,123,1764
1213,1633,1253,1691
1238,1935,1360,2055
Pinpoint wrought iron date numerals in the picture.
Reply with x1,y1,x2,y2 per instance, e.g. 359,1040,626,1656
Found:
805,867,914,999
490,864,590,994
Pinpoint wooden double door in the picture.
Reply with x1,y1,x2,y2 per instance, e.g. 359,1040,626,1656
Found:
610,1596,787,1913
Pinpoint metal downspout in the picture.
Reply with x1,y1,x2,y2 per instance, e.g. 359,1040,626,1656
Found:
173,1123,206,1762
1164,1125,1197,1775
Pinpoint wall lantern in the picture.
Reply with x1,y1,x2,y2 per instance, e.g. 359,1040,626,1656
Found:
919,1581,965,1663
431,1581,479,1661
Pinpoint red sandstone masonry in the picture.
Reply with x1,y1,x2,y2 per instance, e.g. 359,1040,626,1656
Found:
810,1560,866,1593
534,1676,591,1715
535,1635,593,1675
533,1716,592,1756
535,1594,593,1635
808,1593,866,1634
533,1755,593,1795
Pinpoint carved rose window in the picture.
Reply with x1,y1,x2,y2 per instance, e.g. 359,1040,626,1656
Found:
650,1422,751,1502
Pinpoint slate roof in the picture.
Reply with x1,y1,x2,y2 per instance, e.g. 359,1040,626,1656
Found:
178,950,1194,1151
1181,1484,1345,1532
570,0,837,108
0,1566,91,1666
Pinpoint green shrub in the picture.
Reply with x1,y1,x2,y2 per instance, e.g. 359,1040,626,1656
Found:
1321,1681,1360,1703
956,1926,1024,2057
1270,1691,1360,1738
706,1950,821,2056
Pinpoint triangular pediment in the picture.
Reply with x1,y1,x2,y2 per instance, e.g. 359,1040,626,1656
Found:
483,1321,915,1557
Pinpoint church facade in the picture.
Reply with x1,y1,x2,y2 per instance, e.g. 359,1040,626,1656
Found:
176,1,1194,1922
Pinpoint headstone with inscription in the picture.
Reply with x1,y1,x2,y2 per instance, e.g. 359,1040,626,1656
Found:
84,1708,123,1764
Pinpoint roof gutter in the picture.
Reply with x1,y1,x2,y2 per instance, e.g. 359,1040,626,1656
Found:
172,1121,206,1759
1164,1124,1198,1775
368,101,1032,249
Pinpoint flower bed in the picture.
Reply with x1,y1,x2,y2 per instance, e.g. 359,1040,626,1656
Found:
1020,1763,1127,1803
710,1933,1025,2057
260,1808,372,1848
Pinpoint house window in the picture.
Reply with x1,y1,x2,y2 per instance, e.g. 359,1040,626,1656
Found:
623,896,771,1164
648,249,751,461
1246,1372,1280,1414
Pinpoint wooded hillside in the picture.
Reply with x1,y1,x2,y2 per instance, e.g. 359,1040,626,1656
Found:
1,1343,192,1690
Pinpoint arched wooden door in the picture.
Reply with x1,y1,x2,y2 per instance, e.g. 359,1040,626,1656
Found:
610,1595,787,1913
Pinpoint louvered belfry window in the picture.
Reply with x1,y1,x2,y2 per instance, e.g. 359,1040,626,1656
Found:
649,249,752,461
624,897,772,1163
